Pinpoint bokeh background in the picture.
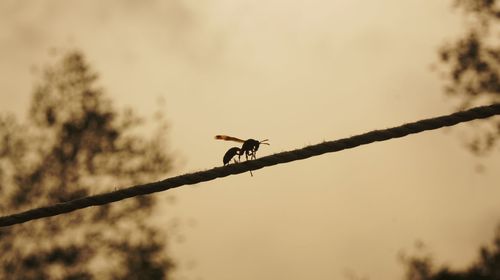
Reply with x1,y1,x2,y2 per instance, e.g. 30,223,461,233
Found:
1,0,499,279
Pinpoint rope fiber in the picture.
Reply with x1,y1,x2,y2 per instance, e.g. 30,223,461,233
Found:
1,103,499,227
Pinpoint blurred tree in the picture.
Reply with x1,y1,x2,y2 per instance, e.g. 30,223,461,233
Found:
401,226,500,280
400,2,500,279
0,50,174,279
437,0,500,154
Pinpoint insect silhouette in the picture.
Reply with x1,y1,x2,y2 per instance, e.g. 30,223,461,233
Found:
215,135,270,176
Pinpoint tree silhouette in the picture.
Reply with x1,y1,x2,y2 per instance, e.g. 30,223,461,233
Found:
437,0,500,154
401,1,500,279
0,50,174,279
401,226,500,280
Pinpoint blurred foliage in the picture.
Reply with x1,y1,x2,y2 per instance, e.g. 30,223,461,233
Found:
399,1,500,278
437,0,500,154
0,50,174,279
401,226,500,280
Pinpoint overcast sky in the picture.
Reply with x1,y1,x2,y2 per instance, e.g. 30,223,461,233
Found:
1,1,499,279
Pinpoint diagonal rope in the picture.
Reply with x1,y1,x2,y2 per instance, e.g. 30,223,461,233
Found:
0,103,499,227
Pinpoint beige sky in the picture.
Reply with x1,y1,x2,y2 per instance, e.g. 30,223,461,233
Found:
1,1,499,279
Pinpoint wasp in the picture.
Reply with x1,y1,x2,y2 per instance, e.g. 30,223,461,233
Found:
215,135,270,176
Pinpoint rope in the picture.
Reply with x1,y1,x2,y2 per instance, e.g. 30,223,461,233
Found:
1,103,499,227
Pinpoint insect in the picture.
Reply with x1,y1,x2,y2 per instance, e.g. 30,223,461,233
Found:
215,135,270,176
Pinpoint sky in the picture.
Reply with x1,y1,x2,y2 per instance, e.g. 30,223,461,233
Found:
1,0,500,279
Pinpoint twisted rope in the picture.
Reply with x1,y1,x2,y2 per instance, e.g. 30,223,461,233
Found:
1,104,499,227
